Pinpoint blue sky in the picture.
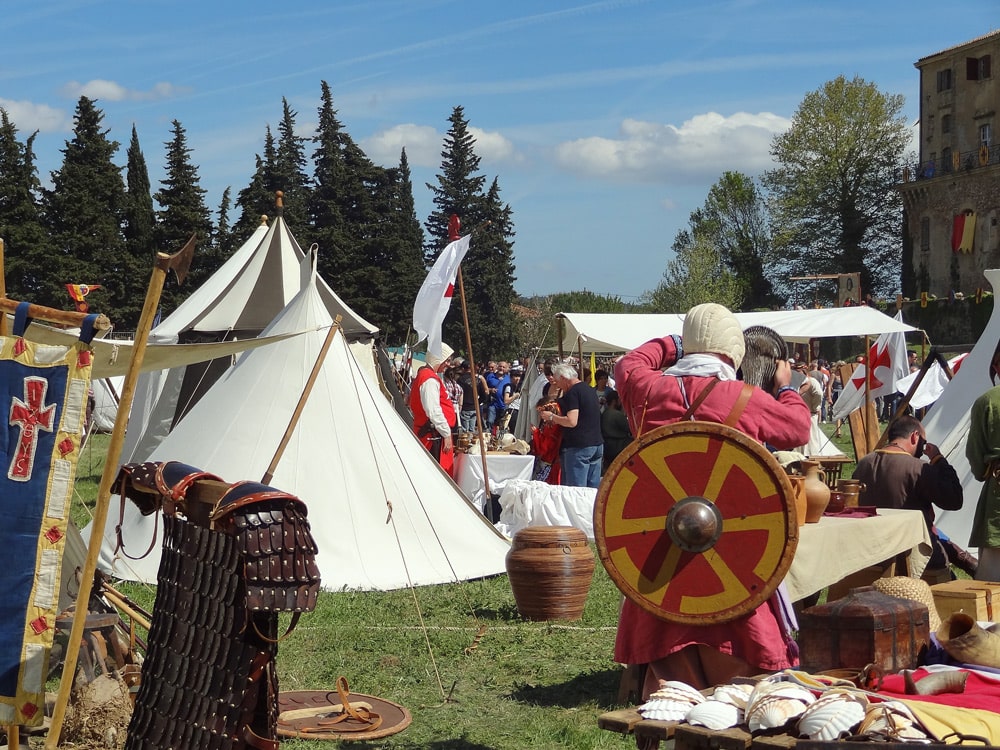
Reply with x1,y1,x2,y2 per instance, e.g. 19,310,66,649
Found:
2,1,997,303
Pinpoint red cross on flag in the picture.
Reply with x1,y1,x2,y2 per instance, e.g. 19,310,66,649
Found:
412,234,471,359
831,311,910,421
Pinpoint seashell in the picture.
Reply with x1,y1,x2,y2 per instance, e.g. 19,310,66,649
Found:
638,698,694,722
797,694,866,741
858,700,930,740
685,700,742,731
650,680,706,704
747,680,814,710
747,694,811,732
710,683,754,709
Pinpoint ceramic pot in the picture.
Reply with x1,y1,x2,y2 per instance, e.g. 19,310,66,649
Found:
836,479,865,508
827,490,847,514
505,526,594,621
801,459,831,522
787,474,808,527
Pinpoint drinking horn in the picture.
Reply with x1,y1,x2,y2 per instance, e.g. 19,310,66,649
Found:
937,612,1000,669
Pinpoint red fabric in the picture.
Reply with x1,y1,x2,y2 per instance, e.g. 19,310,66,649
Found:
530,419,562,485
612,335,812,669
409,365,456,474
877,668,1000,712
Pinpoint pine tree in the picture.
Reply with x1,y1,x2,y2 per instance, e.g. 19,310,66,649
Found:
43,96,128,321
273,98,310,230
233,128,277,243
214,186,237,258
308,82,350,285
425,106,518,359
122,125,156,326
360,148,425,341
154,120,214,311
0,109,49,304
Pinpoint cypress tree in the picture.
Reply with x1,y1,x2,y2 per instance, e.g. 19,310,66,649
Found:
122,124,156,326
425,106,517,358
273,98,310,231
43,96,128,321
0,109,49,304
154,120,214,311
214,186,237,258
233,128,277,243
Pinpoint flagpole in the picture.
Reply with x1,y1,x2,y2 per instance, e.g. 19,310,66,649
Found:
863,334,874,453
46,235,196,750
450,218,495,520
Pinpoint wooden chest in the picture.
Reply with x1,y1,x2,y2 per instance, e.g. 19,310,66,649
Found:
797,586,929,673
931,579,1000,623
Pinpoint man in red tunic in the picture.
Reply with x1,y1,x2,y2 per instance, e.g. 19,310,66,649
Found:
410,344,458,475
614,303,811,696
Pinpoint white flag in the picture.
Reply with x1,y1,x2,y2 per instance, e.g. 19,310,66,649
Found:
412,234,471,359
831,311,910,421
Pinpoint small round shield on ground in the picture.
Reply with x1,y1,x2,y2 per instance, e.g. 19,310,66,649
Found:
595,421,798,625
277,688,412,742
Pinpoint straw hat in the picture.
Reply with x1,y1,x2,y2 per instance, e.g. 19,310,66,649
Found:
872,576,940,632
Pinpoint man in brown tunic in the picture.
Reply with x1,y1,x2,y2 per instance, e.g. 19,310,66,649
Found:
852,414,963,579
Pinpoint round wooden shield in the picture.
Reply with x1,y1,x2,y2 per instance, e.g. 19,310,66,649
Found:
594,421,798,625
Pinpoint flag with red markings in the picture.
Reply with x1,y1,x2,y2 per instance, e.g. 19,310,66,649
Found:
412,234,471,359
831,311,910,421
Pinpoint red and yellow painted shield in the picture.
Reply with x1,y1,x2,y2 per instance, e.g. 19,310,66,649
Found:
595,421,798,625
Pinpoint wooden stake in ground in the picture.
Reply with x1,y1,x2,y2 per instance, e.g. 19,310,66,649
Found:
46,235,197,750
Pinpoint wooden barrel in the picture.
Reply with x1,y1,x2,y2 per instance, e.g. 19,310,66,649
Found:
505,526,594,621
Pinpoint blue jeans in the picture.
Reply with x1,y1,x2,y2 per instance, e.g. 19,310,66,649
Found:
460,410,477,432
560,444,604,488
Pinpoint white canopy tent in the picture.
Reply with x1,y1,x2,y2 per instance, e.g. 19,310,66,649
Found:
88,254,510,591
557,307,921,353
923,268,1000,552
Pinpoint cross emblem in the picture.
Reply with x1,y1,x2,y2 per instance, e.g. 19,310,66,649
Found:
8,377,57,482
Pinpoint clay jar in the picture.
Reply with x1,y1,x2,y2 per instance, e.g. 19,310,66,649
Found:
836,479,865,508
787,474,808,527
800,459,831,522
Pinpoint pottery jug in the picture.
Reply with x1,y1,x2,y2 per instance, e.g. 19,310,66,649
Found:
787,474,808,527
801,459,831,522
837,479,865,508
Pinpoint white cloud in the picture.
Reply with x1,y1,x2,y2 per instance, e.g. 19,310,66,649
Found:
0,98,71,133
61,80,190,102
553,111,791,184
363,124,521,169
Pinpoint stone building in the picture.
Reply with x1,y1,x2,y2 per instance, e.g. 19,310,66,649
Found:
899,29,1000,298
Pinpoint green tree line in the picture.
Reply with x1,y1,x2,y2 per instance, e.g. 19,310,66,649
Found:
0,84,519,357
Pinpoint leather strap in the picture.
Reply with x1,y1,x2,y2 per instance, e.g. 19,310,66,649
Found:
681,378,720,421
724,383,755,428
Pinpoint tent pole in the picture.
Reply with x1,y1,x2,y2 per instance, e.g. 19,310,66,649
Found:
863,334,874,453
0,237,6,337
261,316,342,485
557,316,565,361
455,263,493,518
46,235,196,750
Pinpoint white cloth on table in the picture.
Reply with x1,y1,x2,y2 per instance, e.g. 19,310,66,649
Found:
495,479,597,539
454,452,535,515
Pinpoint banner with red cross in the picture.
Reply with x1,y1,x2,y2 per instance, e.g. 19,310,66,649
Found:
0,305,95,726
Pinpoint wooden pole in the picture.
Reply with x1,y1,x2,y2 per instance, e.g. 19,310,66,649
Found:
0,237,6,337
261,317,341,485
0,298,112,331
862,334,874,452
46,236,196,750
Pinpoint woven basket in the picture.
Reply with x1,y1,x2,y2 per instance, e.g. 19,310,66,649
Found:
872,576,941,632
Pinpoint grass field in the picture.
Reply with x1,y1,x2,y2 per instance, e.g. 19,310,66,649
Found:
65,421,876,748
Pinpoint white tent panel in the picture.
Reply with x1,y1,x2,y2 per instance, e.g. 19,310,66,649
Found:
89,264,510,591
558,307,921,353
923,269,1000,551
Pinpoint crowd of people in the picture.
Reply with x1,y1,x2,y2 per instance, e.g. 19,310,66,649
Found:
406,303,1000,700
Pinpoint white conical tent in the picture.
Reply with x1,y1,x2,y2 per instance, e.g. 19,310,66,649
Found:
925,268,1000,551
93,259,510,590
123,213,378,463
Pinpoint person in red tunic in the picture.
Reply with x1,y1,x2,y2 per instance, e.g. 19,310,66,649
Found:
613,303,811,696
410,344,458,475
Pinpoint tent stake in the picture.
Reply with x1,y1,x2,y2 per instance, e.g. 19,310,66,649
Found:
46,235,196,750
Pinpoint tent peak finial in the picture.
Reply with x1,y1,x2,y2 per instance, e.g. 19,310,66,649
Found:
259,214,269,226
275,191,284,215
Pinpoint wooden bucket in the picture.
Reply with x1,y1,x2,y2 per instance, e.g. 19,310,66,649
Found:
505,526,594,621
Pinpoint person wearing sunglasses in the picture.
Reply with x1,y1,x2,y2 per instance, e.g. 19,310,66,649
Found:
852,414,964,583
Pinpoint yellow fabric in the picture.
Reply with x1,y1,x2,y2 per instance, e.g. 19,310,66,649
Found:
589,351,597,386
899,698,1000,744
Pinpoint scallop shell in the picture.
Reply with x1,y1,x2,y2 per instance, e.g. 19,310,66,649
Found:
796,695,866,741
747,694,812,732
685,700,742,731
858,700,929,740
747,681,814,711
638,698,693,722
650,680,706,704
710,683,754,709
